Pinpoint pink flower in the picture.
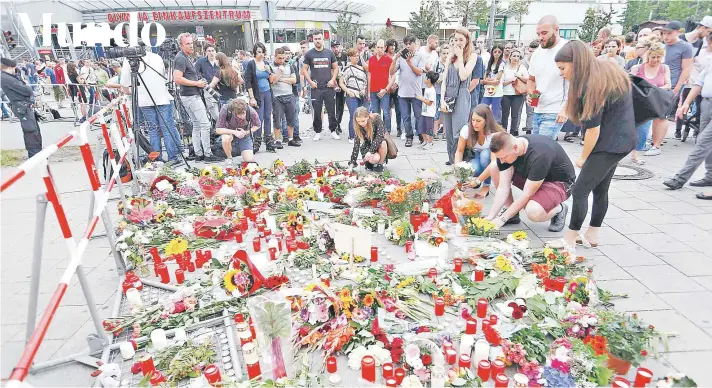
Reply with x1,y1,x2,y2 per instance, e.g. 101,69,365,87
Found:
395,310,406,319
569,282,578,293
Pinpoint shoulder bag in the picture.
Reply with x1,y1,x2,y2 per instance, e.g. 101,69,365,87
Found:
512,65,528,95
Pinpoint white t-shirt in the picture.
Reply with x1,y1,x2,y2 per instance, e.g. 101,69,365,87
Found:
483,62,504,98
459,125,492,150
528,38,568,114
120,52,174,107
422,86,437,117
418,46,440,71
503,63,530,95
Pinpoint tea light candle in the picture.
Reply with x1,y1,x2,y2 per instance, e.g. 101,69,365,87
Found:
491,359,505,378
361,355,376,383
235,230,243,243
385,378,397,387
612,377,631,388
476,298,488,318
377,220,386,235
139,355,156,376
435,297,445,316
174,328,187,342
454,258,463,273
150,329,168,351
438,242,449,265
252,237,262,252
394,368,405,385
513,373,529,388
477,360,491,382
431,365,446,388
494,373,509,388
326,356,337,373
634,367,653,387
465,318,477,335
265,215,277,231
126,288,142,307
203,364,222,385
119,341,135,360
489,315,498,326
446,349,457,365
382,362,394,378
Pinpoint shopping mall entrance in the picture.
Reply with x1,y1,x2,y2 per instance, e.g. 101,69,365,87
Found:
162,22,253,55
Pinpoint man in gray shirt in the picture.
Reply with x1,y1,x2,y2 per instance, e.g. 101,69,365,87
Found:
389,35,427,147
661,21,694,141
271,48,299,148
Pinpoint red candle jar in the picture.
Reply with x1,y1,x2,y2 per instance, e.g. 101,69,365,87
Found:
248,317,257,339
253,237,262,252
156,263,170,284
474,266,485,282
634,367,653,387
149,371,166,386
243,343,261,380
489,315,498,325
437,213,444,221
288,227,296,238
234,313,245,324
326,356,337,374
187,260,195,273
125,271,143,290
435,297,445,316
203,364,221,385
394,368,405,384
316,166,324,177
275,232,284,251
405,240,413,253
175,269,185,284
428,267,438,279
269,247,277,261
382,362,394,378
612,377,631,388
122,280,133,294
257,224,265,233
150,247,161,263
386,378,397,387
553,277,567,292
446,349,457,365
459,354,471,368
320,274,331,287
442,339,454,353
239,217,249,232
477,298,488,318
235,231,243,244
491,359,505,378
465,318,477,335
482,319,491,332
478,360,491,382
494,373,509,388
454,258,463,273
139,355,156,376
371,246,378,262
361,355,376,383
264,228,272,238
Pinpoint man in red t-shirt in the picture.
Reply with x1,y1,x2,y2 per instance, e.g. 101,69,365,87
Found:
54,59,67,108
367,39,394,132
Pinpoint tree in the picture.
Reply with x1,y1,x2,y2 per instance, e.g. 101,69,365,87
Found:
578,5,617,43
445,0,502,29
329,6,361,48
619,0,654,31
428,0,448,30
506,0,533,45
409,0,439,40
365,28,396,42
663,0,698,22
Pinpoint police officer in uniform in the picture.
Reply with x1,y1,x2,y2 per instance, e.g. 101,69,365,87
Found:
1,58,43,157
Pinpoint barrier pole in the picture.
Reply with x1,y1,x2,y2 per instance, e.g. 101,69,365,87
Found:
26,193,48,344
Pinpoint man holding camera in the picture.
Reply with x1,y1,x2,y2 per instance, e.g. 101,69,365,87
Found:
196,43,220,121
1,57,43,157
216,99,258,165
173,33,221,162
389,35,427,147
120,49,184,165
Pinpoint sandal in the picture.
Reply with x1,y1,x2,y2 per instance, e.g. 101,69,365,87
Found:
547,238,577,256
575,234,597,248
564,135,576,143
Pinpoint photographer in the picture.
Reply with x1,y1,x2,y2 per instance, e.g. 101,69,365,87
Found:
120,49,184,165
1,57,43,157
389,35,428,147
216,99,258,166
195,44,220,121
173,33,221,162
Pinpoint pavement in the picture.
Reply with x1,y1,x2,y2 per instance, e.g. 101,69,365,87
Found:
2,103,712,386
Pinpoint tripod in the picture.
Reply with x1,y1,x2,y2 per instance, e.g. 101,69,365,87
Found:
126,56,191,169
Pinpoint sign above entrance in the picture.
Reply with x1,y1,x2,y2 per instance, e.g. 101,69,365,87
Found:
106,10,252,23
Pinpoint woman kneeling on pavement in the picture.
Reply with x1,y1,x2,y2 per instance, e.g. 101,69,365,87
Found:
552,40,637,251
216,99,258,165
454,104,503,198
349,107,387,172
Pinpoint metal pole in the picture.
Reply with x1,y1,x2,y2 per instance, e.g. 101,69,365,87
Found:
26,194,49,344
268,0,275,57
100,210,126,274
75,264,110,342
487,0,497,50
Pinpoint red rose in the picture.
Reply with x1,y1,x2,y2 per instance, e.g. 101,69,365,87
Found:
640,350,648,356
421,354,432,366
299,326,310,337
391,338,404,347
172,301,186,314
130,362,142,374
512,309,523,319
384,274,391,281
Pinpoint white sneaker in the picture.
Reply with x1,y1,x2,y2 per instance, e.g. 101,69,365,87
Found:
349,138,354,144
224,158,233,166
423,142,433,150
644,146,661,156
313,133,322,141
331,132,341,140
400,133,406,141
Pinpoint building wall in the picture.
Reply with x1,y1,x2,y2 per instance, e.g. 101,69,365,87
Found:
14,0,85,25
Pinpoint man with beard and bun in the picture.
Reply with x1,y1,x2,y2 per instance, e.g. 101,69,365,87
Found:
527,15,568,140
332,41,348,134
418,35,440,73
302,31,339,141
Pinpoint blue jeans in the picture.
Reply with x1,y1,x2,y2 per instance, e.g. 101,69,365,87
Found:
347,96,364,139
257,89,273,144
281,95,300,139
470,86,481,108
369,92,391,132
138,104,184,162
399,97,422,138
470,148,492,186
636,120,652,151
481,96,502,122
533,113,564,140
435,93,442,121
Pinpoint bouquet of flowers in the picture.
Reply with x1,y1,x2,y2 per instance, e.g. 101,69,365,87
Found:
193,216,239,241
385,186,410,217
288,160,313,184
452,162,476,185
123,198,156,225
198,176,223,199
386,218,413,246
461,216,499,237
219,250,265,297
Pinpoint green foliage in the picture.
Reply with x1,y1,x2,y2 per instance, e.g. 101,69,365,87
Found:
511,325,549,363
154,341,217,384
597,311,667,366
409,0,439,40
579,5,617,43
620,1,712,32
459,272,518,303
255,300,292,339
329,6,362,48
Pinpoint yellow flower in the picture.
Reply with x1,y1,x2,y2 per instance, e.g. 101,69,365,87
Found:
495,255,513,272
223,268,240,293
512,231,528,240
543,247,554,258
304,283,316,292
165,237,188,256
200,168,212,177
211,166,224,178
396,277,415,289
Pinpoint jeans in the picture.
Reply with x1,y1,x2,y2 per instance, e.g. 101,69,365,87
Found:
311,87,337,133
672,98,712,183
181,94,213,157
470,148,492,186
335,89,345,128
138,104,184,162
347,96,364,139
282,95,300,139
369,92,391,132
636,121,652,151
481,96,502,122
501,94,524,135
569,152,626,230
205,95,220,122
435,93,442,121
533,113,564,140
398,96,422,139
256,89,273,145
390,90,401,132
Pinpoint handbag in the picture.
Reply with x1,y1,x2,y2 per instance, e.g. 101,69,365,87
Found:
443,64,462,112
513,66,528,95
384,131,398,159
629,74,674,125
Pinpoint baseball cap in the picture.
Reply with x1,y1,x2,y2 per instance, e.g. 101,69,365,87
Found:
331,41,341,48
699,16,712,29
663,21,683,31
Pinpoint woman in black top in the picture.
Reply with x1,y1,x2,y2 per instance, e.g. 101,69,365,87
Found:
553,40,637,251
209,52,243,107
349,107,387,173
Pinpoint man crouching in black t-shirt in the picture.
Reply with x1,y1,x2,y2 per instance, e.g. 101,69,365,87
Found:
485,133,575,232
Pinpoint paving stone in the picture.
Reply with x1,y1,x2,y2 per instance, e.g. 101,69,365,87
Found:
628,209,687,225
598,244,665,267
626,265,706,293
692,276,712,292
635,310,712,352
586,255,633,281
604,218,661,235
593,227,634,246
601,204,635,219
1,324,27,344
658,223,712,243
610,197,659,211
654,200,710,215
629,190,678,202
680,214,712,230
626,233,694,254
658,292,712,328
664,352,712,387
656,252,712,277
597,280,671,312
41,306,90,341
0,339,66,377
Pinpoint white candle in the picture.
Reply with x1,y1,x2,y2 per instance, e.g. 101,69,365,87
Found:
422,202,430,214
151,329,168,351
377,220,386,235
119,342,135,360
174,328,187,342
459,334,475,356
268,237,279,251
126,288,142,307
438,242,449,267
473,339,490,366
312,264,317,279
430,365,446,388
265,215,277,231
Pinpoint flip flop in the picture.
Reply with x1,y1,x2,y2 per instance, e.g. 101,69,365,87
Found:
696,193,712,200
575,234,597,248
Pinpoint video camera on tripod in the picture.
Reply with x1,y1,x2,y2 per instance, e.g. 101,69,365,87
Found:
105,46,147,59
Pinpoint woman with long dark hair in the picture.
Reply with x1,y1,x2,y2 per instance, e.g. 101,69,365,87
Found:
348,107,388,172
454,104,504,198
552,40,637,251
481,45,504,122
210,52,243,107
244,42,278,153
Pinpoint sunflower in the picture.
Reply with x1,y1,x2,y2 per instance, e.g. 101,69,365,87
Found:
165,237,188,256
223,268,241,293
315,177,326,186
211,166,224,178
200,168,212,177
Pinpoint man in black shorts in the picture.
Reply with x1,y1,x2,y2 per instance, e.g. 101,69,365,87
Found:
485,132,575,232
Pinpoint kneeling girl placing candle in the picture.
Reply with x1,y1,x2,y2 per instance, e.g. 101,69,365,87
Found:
348,107,388,173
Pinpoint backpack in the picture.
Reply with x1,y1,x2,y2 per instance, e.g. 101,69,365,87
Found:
103,149,133,184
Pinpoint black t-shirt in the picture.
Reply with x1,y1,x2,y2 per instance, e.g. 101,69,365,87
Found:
303,48,337,89
582,88,637,154
497,135,576,184
215,75,237,100
335,52,348,72
174,51,200,96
